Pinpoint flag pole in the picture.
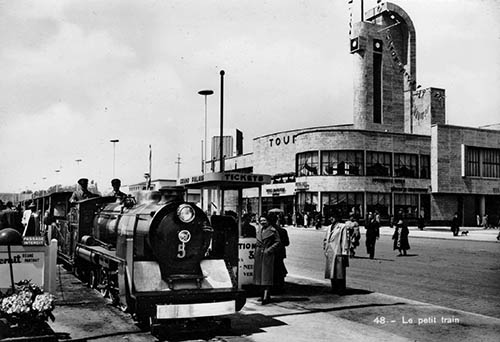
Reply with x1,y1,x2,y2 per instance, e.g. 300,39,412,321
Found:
148,145,152,189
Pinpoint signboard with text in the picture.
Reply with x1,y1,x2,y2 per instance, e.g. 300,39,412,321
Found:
0,241,57,293
0,251,45,287
179,172,271,187
238,238,256,287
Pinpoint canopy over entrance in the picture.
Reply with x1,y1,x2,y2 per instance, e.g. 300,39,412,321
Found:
178,172,272,235
179,172,271,190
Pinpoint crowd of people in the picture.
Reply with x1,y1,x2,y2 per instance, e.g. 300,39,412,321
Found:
0,178,129,242
249,207,415,299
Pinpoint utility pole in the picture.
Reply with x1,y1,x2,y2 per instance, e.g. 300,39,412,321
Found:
175,154,182,180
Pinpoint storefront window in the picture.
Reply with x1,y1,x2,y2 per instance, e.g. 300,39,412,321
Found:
394,193,418,219
321,150,364,176
420,194,430,220
296,151,319,176
296,192,318,214
366,151,391,177
322,192,363,221
366,192,391,220
394,153,418,178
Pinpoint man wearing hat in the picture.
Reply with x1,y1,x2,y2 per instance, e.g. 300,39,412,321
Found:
70,178,99,203
107,178,127,202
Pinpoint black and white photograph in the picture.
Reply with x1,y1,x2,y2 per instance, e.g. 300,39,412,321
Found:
0,0,499,341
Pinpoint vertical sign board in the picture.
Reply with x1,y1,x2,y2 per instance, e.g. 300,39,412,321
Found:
0,240,57,293
238,237,256,287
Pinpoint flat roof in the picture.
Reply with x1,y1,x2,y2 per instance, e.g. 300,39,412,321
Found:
178,172,271,190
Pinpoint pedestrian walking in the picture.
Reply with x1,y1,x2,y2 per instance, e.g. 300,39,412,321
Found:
392,218,410,256
253,214,281,305
451,212,460,236
482,214,489,229
365,212,380,259
323,213,350,294
345,215,360,257
417,213,425,231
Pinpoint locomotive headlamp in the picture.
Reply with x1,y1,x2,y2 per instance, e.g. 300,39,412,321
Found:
177,204,195,223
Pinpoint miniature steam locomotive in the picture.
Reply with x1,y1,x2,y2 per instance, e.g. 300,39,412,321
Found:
34,188,245,329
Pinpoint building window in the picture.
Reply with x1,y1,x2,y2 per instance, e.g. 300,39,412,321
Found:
465,146,500,178
466,147,481,177
297,152,319,176
366,151,391,176
394,153,418,178
321,150,364,176
373,52,382,123
394,193,419,219
322,192,363,220
366,192,391,220
420,155,430,179
483,148,500,178
297,192,318,214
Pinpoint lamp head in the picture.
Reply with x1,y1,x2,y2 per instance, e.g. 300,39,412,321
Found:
0,228,23,246
198,90,214,96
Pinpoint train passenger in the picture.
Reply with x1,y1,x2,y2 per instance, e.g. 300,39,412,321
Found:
70,178,99,203
23,203,39,237
253,214,281,305
107,178,127,202
0,201,23,234
21,200,33,229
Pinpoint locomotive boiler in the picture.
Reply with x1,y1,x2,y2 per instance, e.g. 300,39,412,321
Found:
70,188,245,328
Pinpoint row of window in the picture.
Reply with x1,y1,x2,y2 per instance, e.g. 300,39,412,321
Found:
296,150,430,178
465,146,500,178
296,191,430,220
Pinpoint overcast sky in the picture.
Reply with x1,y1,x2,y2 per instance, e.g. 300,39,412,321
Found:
0,0,499,194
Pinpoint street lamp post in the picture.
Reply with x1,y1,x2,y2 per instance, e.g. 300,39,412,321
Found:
110,139,119,178
55,169,60,192
219,70,225,173
198,90,214,174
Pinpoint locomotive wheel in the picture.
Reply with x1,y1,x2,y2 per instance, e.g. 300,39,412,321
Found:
88,269,98,289
99,269,110,298
135,314,152,332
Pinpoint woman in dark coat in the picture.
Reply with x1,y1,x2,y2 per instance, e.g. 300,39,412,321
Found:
269,214,290,293
451,212,460,236
253,215,281,304
392,219,410,256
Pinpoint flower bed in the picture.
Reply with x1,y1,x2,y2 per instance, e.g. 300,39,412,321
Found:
0,280,57,341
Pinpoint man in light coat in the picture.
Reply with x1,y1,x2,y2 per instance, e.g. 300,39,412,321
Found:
323,214,350,294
